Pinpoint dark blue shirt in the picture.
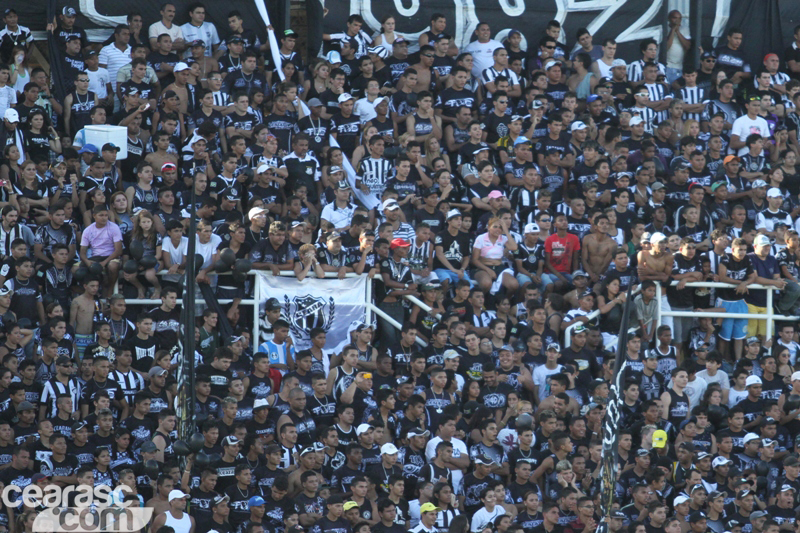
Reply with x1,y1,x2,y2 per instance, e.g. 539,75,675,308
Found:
745,252,779,307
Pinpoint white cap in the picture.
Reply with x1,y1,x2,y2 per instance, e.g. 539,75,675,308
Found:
174,62,190,72
673,495,689,506
381,443,399,455
611,59,627,68
168,489,190,502
792,371,800,382
629,116,644,126
650,232,667,243
712,456,732,468
743,432,761,444
745,375,763,387
356,423,373,436
753,234,771,247
3,109,18,123
767,187,783,198
381,199,400,211
248,207,268,220
524,223,540,234
256,163,271,174
543,60,561,70
443,349,460,359
338,93,354,103
570,121,587,132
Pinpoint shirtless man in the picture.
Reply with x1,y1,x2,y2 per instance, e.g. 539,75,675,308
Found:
145,132,178,178
636,232,674,334
581,214,616,284
70,276,102,359
410,45,437,92
162,63,191,115
287,447,318,497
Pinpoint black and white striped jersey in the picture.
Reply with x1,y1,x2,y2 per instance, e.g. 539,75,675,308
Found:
480,66,520,94
643,82,672,124
211,90,230,108
627,60,666,83
357,157,393,201
677,85,708,122
41,377,81,419
630,105,659,135
109,369,146,407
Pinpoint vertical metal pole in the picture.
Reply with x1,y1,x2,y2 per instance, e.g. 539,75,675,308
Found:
766,287,774,339
177,181,198,453
656,283,663,330
694,0,703,67
365,275,373,325
253,273,261,352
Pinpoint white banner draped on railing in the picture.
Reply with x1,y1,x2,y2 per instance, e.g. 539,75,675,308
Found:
256,272,369,352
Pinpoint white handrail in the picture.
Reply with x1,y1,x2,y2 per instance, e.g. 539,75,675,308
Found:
655,280,797,340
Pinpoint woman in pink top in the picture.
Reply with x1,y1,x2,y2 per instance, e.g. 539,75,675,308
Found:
471,216,519,294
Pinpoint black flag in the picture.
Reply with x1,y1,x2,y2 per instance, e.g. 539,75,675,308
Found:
598,283,635,531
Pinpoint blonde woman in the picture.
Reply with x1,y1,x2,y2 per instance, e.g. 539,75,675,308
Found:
302,61,330,102
424,136,450,171
294,243,324,281
682,119,700,146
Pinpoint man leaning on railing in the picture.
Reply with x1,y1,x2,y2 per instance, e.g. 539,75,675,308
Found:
747,234,799,338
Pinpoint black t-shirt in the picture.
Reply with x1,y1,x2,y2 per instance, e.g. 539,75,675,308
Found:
124,335,158,373
719,254,753,301
482,112,511,144
330,112,361,158
667,254,700,308
436,87,478,118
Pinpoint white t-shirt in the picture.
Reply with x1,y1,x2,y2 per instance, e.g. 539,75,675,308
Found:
532,363,565,403
87,67,111,99
162,236,189,282
471,506,504,533
190,234,222,270
180,21,220,58
728,387,748,408
0,85,17,117
148,21,184,43
696,369,730,391
730,114,770,156
425,436,467,494
354,97,379,124
463,39,503,77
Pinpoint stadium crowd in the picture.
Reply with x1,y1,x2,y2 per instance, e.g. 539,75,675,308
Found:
0,5,799,533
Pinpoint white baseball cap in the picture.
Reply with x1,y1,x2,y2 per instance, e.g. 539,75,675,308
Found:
745,375,763,387
570,121,587,132
650,232,667,243
168,489,190,502
381,443,399,455
753,234,771,247
674,495,689,506
611,59,627,68
629,116,644,126
767,187,783,198
524,223,540,234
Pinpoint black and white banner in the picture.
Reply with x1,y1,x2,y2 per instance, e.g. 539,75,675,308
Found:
257,272,369,352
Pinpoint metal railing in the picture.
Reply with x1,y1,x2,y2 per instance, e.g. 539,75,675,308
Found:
656,280,800,339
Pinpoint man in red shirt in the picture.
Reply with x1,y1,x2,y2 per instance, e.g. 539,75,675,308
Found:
544,213,581,293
